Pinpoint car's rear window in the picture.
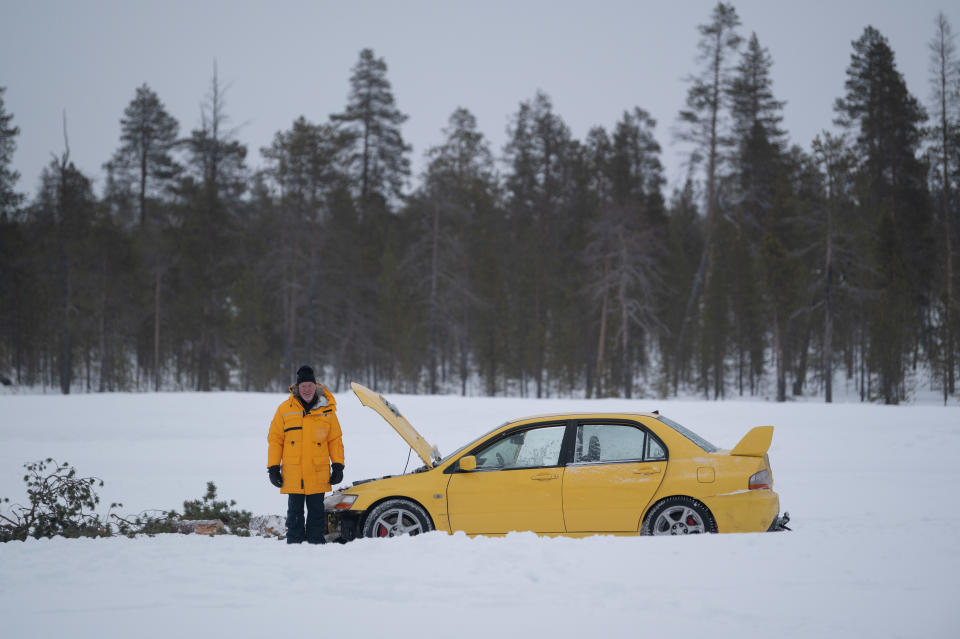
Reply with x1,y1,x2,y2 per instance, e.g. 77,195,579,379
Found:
657,416,718,453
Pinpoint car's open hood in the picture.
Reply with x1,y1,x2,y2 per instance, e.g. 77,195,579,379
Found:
350,382,441,468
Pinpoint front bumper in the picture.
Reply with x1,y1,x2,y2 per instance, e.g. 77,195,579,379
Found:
324,508,362,543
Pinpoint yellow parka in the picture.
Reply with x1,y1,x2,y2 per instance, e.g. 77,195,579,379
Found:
267,384,345,494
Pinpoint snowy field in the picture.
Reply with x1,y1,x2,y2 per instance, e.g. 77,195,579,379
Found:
1,389,958,638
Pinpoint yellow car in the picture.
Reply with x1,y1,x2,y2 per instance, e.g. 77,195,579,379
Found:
324,383,789,540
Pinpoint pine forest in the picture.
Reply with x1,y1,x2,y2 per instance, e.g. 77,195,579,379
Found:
1,4,959,405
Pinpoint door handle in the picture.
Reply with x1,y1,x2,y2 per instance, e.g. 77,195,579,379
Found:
531,473,559,481
633,467,662,475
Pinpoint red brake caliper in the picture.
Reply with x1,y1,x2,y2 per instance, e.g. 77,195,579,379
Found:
378,524,388,537
686,515,698,526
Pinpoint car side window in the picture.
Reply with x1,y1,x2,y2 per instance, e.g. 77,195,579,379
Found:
646,435,667,461
574,423,648,463
474,425,566,470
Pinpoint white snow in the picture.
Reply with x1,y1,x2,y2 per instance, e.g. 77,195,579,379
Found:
1,391,958,638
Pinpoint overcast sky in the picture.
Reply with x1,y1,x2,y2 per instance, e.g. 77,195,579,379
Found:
2,0,958,200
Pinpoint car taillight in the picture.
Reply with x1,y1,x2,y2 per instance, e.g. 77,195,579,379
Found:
749,469,770,490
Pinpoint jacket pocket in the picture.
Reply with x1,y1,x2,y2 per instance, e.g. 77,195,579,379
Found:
283,435,301,462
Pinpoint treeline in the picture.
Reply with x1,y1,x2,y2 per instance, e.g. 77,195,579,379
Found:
1,4,958,403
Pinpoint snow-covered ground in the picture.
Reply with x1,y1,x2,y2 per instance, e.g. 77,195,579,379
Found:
1,390,958,638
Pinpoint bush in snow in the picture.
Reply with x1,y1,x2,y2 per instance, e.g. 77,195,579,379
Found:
181,482,252,536
0,459,111,542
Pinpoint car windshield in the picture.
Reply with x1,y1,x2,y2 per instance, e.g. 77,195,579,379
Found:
657,416,718,453
439,421,510,464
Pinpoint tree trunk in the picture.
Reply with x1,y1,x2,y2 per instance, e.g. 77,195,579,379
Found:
428,203,440,394
936,15,955,399
824,170,835,403
621,296,631,399
98,260,108,393
306,244,318,366
593,256,610,398
824,284,834,403
774,308,785,402
793,316,812,397
673,243,710,395
140,146,148,227
154,270,162,391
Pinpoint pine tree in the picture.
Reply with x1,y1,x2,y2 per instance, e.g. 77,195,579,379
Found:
675,1,742,397
662,179,704,395
261,116,350,379
106,84,180,228
328,49,411,389
585,109,666,398
331,48,411,212
835,26,932,403
503,91,573,397
411,107,496,394
0,87,23,219
0,87,26,382
928,12,960,399
678,2,742,228
30,141,98,393
810,133,864,403
105,84,181,390
176,63,247,391
729,32,786,209
726,32,786,397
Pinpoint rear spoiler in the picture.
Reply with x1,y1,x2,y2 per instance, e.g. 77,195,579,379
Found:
730,426,773,457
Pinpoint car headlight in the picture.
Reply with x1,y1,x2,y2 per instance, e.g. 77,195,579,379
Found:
327,493,358,510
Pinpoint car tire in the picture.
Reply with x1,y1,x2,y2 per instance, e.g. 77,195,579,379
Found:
641,496,718,535
362,499,434,538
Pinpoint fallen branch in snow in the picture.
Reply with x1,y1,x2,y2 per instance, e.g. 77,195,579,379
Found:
0,459,109,542
175,520,225,535
1,461,254,542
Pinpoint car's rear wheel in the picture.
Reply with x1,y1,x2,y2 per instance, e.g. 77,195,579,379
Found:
362,499,434,538
642,496,717,535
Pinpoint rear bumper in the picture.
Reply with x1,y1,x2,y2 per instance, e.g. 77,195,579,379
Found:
702,489,780,533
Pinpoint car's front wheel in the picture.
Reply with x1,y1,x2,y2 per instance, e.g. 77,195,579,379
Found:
362,499,434,538
641,496,718,535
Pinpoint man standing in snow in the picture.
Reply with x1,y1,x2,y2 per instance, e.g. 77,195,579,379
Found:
267,365,345,544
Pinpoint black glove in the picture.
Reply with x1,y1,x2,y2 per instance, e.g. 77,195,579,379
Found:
268,465,283,488
329,463,344,485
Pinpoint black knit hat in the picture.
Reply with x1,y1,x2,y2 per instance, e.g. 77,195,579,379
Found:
296,365,316,385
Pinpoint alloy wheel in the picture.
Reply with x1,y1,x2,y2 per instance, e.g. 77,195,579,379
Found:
371,508,426,537
651,505,707,535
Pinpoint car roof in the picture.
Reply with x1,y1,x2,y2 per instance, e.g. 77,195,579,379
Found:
505,412,662,426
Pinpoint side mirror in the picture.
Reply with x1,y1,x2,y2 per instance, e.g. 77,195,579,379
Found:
459,455,477,472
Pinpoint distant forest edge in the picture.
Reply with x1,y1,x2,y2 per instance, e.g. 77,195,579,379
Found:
1,3,958,404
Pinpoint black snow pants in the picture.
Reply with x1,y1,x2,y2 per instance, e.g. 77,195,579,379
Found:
286,493,326,544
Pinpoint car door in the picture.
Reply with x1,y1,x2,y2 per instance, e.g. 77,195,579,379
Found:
447,423,568,534
562,421,667,532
